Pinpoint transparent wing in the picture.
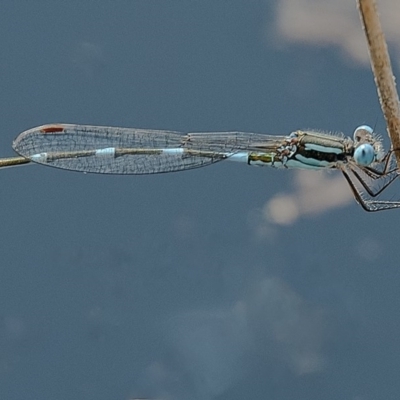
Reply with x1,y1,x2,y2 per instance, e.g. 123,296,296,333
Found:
13,124,286,175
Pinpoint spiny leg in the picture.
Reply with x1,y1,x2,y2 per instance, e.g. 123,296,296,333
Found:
349,164,399,197
342,169,400,211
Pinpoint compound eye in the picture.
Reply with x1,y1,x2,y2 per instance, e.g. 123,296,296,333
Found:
353,125,373,142
354,143,375,166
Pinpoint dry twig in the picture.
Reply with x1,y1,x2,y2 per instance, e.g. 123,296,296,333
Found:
357,0,400,161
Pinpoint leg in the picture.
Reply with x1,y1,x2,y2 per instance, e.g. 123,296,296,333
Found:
342,169,400,212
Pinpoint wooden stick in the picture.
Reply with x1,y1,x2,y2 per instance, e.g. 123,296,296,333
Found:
357,0,400,161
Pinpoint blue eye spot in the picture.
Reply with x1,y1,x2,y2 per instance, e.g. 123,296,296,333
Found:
354,143,375,166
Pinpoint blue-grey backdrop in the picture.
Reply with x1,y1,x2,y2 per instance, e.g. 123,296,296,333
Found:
1,2,399,400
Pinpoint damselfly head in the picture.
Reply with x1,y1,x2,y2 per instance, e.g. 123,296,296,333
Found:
353,125,384,164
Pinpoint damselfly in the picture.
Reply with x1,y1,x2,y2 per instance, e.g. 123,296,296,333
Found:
1,123,399,212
